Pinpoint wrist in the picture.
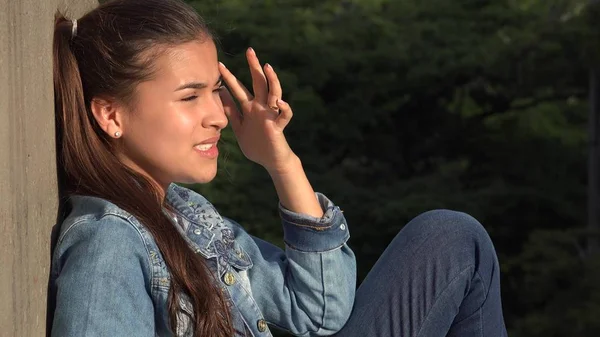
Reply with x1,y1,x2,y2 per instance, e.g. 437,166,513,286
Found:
266,154,302,178
266,154,323,218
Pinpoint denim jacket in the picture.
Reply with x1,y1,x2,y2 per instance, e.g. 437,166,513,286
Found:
49,183,356,337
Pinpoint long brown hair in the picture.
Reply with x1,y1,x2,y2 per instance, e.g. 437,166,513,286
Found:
52,0,233,335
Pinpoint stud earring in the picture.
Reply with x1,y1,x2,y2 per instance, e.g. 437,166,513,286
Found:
114,131,121,138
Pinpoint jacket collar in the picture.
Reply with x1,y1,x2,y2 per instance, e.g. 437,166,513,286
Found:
165,183,223,229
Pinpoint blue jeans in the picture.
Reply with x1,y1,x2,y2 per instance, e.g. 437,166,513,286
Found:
333,210,508,337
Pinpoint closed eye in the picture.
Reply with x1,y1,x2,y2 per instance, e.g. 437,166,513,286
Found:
181,95,198,102
182,83,222,101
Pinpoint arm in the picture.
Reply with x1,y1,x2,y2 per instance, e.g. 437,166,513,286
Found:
227,193,356,337
219,49,356,335
50,216,154,337
267,154,323,218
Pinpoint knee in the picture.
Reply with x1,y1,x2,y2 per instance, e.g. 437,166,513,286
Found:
408,209,484,234
398,209,495,255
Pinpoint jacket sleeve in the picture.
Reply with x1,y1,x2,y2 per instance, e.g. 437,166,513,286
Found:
227,193,357,337
50,215,154,337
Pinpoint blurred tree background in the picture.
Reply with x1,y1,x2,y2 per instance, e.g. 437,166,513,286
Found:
184,0,600,335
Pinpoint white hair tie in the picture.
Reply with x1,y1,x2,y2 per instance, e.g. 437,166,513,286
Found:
71,19,78,38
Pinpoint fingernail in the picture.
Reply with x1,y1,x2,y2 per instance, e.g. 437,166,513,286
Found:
219,62,226,68
266,63,272,70
248,47,255,54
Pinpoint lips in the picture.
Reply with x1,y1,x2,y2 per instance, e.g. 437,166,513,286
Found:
193,135,220,158
195,135,220,146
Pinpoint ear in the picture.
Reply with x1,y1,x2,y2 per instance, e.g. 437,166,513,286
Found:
90,97,126,138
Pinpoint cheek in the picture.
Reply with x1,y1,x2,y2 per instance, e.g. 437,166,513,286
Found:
129,107,195,157
155,116,196,158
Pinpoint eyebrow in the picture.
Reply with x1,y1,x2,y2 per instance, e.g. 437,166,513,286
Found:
174,76,223,91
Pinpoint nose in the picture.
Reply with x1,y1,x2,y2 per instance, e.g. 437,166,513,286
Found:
202,93,228,131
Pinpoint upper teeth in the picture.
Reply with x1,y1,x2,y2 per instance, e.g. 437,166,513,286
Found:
195,143,214,151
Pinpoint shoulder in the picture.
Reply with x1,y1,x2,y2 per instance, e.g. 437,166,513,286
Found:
58,195,145,244
53,195,152,275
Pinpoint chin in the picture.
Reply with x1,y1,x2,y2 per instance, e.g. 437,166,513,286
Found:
185,169,218,185
174,160,218,185
194,176,216,184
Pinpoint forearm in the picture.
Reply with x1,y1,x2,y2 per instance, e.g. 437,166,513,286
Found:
228,212,356,335
267,154,324,218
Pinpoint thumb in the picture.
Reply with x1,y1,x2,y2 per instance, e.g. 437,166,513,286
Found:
220,88,242,133
275,99,293,129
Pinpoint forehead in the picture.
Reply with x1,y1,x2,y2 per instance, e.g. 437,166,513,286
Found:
149,39,218,85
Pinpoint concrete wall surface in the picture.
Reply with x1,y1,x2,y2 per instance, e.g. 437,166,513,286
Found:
0,0,96,335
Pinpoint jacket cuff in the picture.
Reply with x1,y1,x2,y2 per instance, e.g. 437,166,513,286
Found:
279,192,349,252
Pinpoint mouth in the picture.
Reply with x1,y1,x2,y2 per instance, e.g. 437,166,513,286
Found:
193,135,220,158
194,143,216,151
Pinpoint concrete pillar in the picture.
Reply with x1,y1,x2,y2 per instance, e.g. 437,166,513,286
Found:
0,0,96,336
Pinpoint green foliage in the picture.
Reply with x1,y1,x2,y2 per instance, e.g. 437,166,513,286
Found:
184,0,597,335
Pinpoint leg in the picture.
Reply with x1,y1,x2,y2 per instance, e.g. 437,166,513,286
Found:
333,210,507,337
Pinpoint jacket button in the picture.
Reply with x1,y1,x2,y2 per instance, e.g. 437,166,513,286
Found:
193,228,201,235
223,272,236,286
257,319,268,332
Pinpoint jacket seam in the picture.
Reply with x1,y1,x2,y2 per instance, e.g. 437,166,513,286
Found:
318,252,326,335
56,217,90,247
57,212,154,287
284,220,334,230
111,213,155,286
284,238,349,253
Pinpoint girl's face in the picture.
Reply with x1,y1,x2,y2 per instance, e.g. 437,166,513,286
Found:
118,39,227,192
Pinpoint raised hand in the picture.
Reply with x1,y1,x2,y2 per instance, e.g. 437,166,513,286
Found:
218,48,297,173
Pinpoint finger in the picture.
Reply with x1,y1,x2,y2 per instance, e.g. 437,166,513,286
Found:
275,99,293,129
264,63,282,112
219,88,242,133
246,47,268,103
219,62,253,106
